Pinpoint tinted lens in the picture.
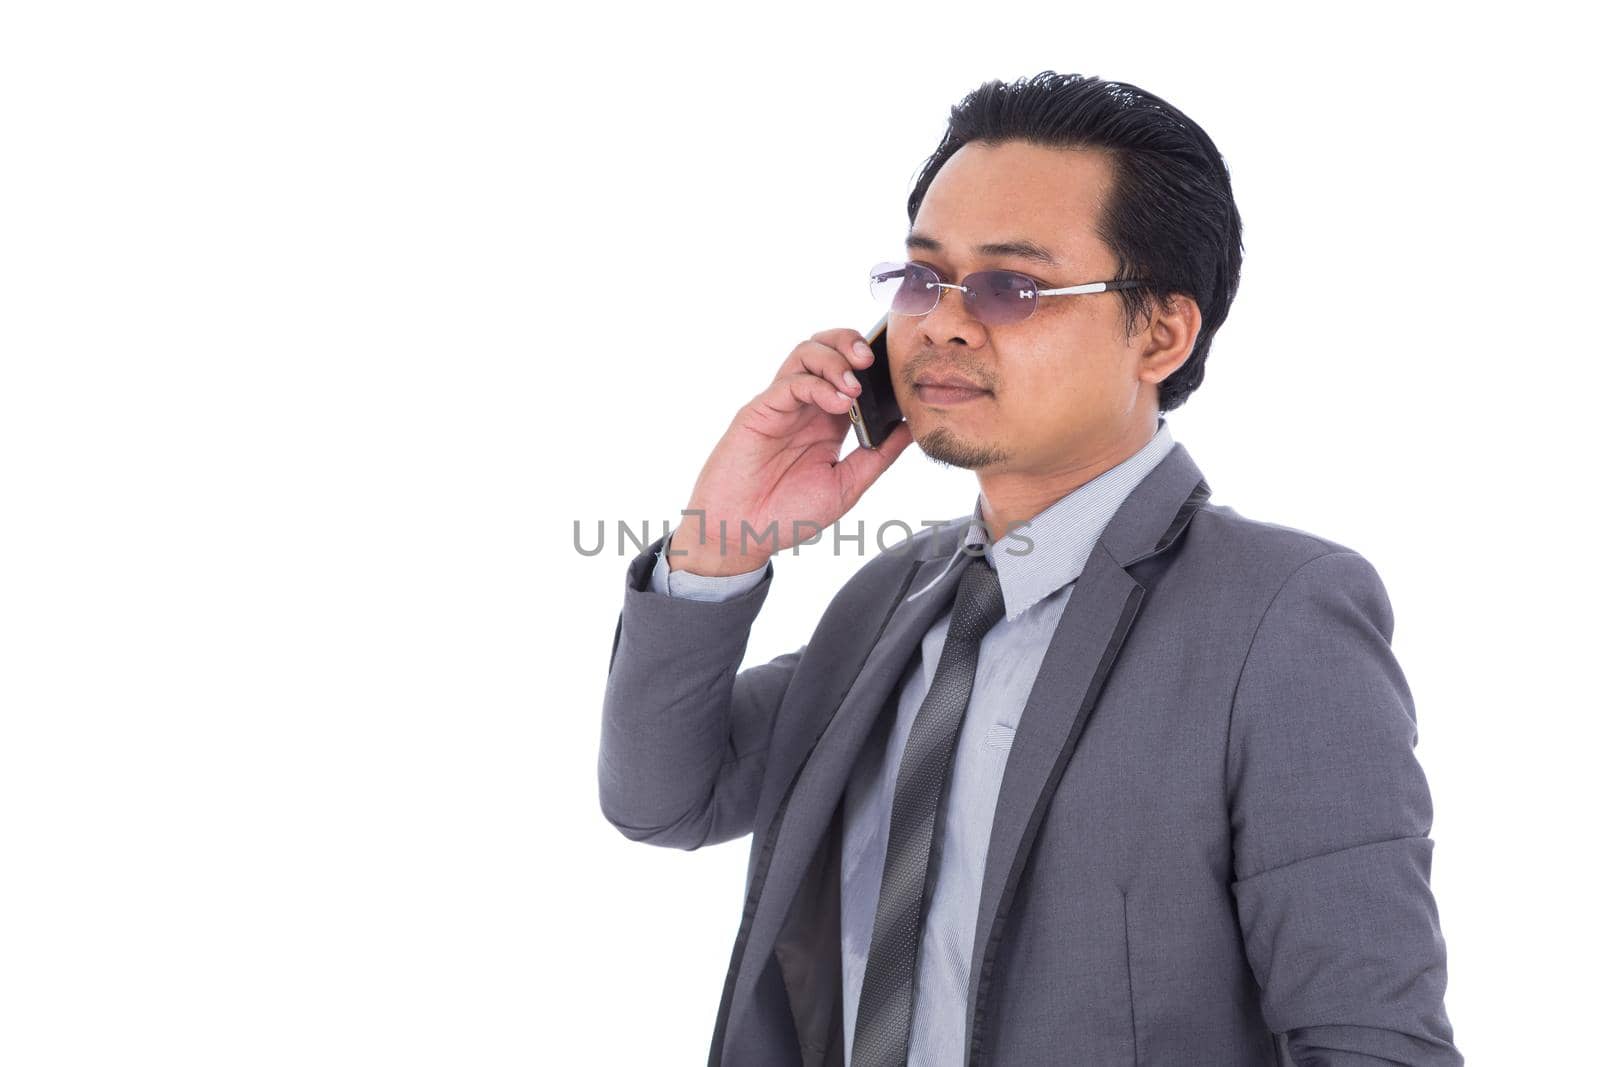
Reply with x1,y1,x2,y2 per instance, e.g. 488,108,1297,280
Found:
869,260,939,316
965,269,1039,326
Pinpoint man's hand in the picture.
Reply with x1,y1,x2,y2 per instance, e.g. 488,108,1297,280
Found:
668,327,914,576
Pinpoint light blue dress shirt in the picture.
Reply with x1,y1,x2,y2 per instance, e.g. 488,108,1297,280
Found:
650,417,1176,1066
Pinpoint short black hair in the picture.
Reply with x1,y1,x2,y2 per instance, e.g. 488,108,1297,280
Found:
907,71,1244,413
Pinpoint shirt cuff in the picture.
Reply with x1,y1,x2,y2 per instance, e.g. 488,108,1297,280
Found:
650,523,772,602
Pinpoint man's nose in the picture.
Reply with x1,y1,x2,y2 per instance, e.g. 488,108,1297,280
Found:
919,282,986,346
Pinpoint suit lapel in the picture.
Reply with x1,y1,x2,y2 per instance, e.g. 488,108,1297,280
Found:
962,442,1211,1063
736,528,978,1013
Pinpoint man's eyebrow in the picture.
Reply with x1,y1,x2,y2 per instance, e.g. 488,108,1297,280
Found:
904,232,1062,269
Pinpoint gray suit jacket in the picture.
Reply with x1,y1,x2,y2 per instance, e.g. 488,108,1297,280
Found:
599,442,1461,1066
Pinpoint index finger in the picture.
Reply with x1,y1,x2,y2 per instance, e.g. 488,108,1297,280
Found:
774,329,876,386
810,327,877,368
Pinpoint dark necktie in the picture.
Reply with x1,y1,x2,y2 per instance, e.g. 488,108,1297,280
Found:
852,554,1008,1067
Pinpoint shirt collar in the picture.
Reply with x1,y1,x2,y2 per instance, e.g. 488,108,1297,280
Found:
906,416,1177,621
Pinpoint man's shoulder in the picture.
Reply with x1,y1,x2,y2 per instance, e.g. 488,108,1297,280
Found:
1182,500,1391,607
1192,499,1364,559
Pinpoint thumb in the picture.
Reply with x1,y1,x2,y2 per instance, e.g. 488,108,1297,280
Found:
834,421,914,509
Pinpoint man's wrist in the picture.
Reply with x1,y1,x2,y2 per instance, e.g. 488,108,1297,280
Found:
665,522,772,577
668,548,772,577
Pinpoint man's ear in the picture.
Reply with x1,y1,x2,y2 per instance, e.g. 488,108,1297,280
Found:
1141,292,1202,385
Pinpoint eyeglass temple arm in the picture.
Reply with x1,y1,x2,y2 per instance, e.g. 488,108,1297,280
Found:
1034,279,1153,295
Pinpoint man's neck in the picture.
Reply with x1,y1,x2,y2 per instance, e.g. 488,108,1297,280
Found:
976,419,1159,540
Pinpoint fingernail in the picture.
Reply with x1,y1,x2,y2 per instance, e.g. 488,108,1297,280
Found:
843,370,859,390
853,341,873,362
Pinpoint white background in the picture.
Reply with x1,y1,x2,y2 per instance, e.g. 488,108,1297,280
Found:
2,2,1593,1063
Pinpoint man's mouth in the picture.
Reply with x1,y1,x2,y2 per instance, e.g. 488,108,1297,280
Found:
914,378,991,406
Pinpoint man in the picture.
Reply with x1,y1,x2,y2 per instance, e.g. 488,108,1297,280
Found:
599,71,1460,1066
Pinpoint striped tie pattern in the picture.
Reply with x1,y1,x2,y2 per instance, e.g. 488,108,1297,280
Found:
851,555,1007,1066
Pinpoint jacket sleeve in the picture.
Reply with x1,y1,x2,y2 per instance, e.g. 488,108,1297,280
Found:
598,526,806,851
1225,550,1463,1065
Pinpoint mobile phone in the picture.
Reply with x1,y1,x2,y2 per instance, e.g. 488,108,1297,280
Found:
846,312,903,450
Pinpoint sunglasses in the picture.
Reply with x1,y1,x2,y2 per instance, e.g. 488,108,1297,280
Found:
869,259,1154,327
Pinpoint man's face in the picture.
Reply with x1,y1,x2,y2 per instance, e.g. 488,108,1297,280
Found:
888,140,1161,476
